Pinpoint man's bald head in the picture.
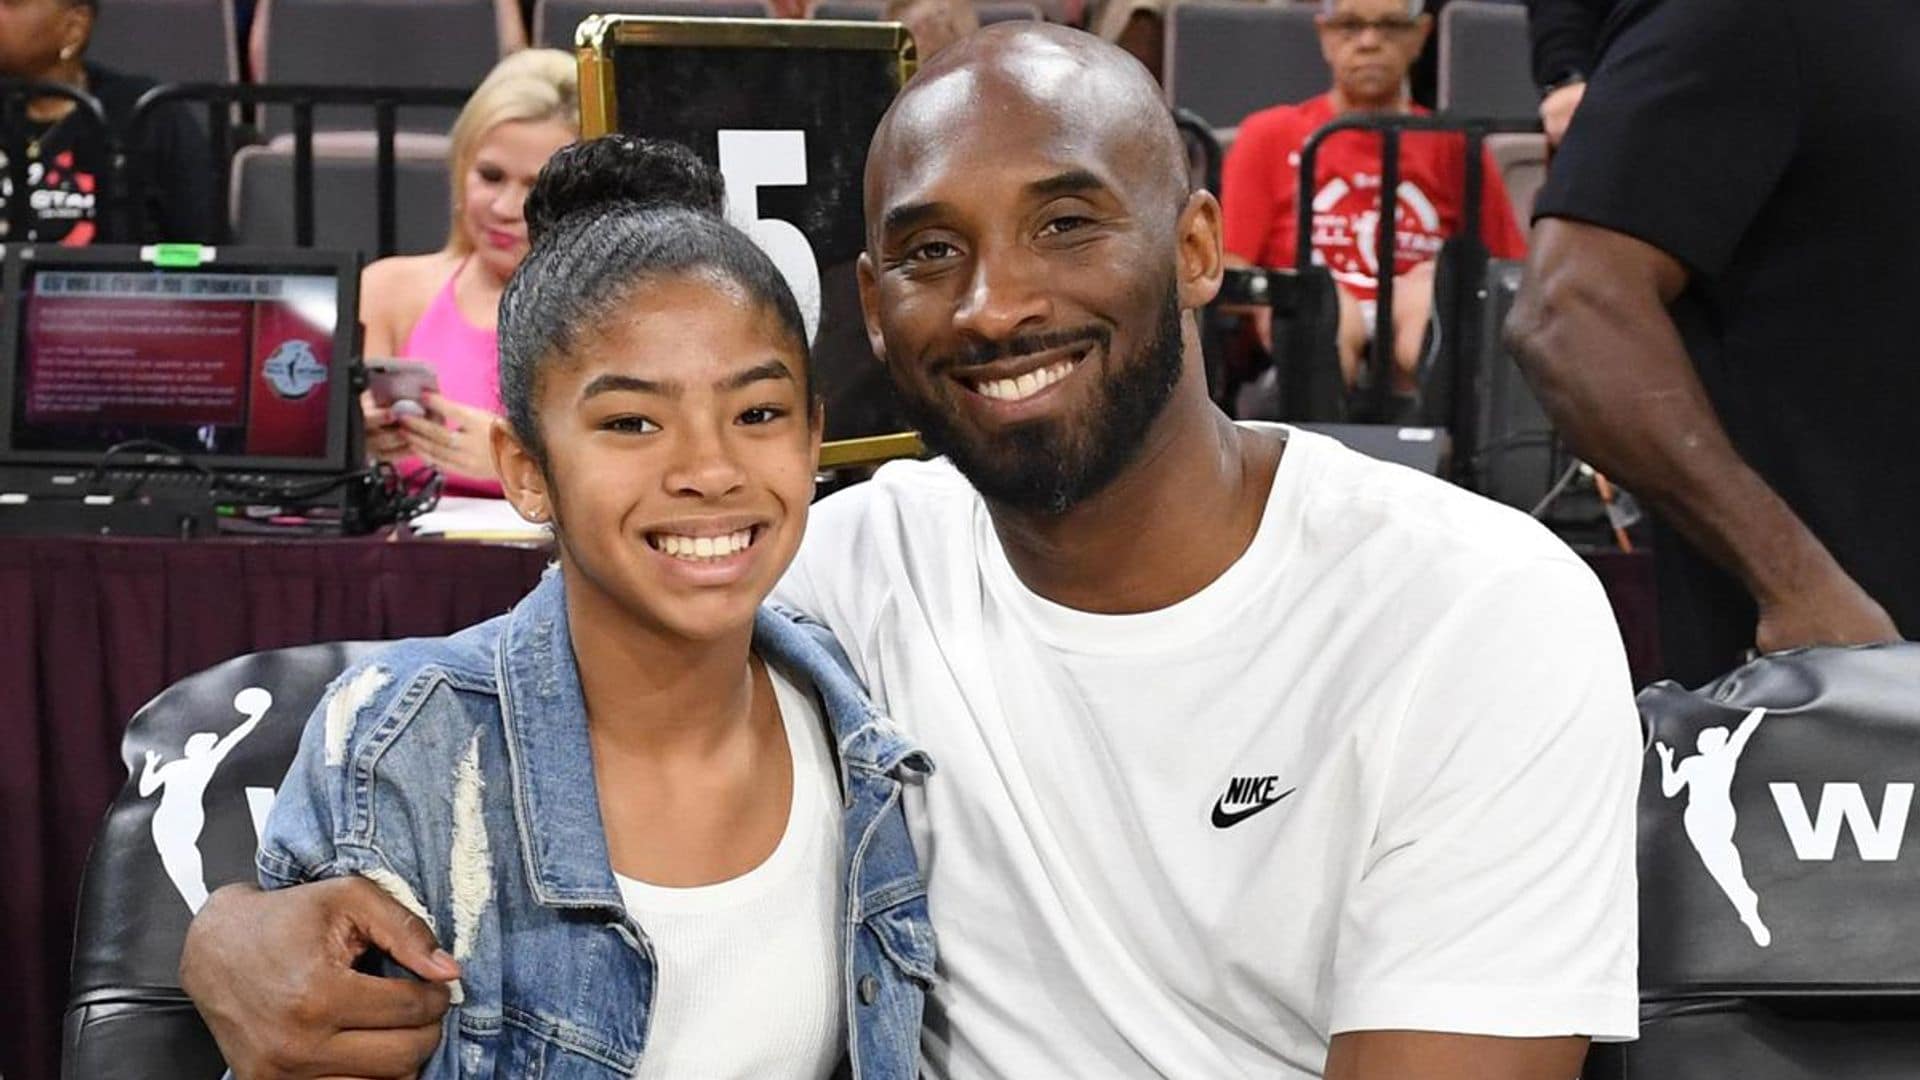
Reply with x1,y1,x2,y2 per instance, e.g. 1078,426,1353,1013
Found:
865,23,1190,235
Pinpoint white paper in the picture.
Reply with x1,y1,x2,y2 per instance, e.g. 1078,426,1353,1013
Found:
408,496,550,540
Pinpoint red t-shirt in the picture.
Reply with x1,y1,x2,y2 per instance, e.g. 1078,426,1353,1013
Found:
1222,94,1528,302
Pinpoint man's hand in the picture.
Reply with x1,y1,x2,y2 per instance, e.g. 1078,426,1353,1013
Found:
1755,567,1900,655
1539,81,1586,148
180,880,460,1079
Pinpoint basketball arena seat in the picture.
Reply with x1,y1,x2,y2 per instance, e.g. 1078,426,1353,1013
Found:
259,0,504,135
804,0,1043,23
1224,262,1343,421
230,134,452,257
1587,641,1920,1078
1485,131,1547,224
1162,1,1328,139
87,0,238,87
62,643,382,1080
1436,0,1534,117
534,0,775,46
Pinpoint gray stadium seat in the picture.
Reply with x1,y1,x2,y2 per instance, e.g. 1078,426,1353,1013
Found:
1003,0,1064,23
807,0,1042,22
1164,2,1328,135
535,0,774,47
63,643,384,1080
261,0,502,134
976,2,1043,22
1485,131,1546,225
231,135,453,258
1436,0,1534,118
808,0,886,18
89,0,239,86
1586,643,1920,1079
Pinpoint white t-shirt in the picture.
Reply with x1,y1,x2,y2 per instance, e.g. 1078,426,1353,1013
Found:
775,425,1640,1078
617,665,845,1080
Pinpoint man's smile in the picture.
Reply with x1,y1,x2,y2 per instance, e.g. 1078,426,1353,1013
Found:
951,342,1095,406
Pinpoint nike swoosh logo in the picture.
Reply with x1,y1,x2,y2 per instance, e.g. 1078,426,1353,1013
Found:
1210,787,1296,829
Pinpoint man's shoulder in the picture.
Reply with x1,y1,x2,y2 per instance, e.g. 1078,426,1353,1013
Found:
1282,426,1586,583
808,456,979,543
783,457,980,625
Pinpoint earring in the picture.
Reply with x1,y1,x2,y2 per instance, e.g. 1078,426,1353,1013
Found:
60,45,77,61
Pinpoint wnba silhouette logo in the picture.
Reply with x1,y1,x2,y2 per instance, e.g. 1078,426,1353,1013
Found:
136,687,278,913
1655,705,1917,951
1655,708,1773,947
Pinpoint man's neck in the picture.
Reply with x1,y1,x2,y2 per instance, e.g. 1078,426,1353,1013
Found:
984,351,1285,615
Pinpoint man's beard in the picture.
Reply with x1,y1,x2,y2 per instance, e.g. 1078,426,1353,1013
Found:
895,282,1185,516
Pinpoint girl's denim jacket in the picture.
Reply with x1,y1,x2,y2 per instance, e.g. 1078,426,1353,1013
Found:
257,569,936,1078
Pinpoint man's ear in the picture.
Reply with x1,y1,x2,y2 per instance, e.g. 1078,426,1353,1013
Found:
1413,13,1434,54
856,251,889,369
1174,189,1225,311
490,418,552,526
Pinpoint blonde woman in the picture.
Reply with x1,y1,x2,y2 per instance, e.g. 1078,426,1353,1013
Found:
360,48,577,494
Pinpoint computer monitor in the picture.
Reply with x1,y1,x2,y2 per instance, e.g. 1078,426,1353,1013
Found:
0,245,360,474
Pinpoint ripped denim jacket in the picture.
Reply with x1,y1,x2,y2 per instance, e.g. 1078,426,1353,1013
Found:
258,569,936,1078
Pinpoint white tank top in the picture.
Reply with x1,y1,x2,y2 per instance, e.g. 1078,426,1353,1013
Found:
617,664,845,1080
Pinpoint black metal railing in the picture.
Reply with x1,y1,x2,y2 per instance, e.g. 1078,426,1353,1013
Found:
1294,112,1543,451
0,80,127,243
128,83,471,255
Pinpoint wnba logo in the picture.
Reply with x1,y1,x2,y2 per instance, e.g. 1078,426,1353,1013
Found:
1655,706,1915,949
137,687,278,913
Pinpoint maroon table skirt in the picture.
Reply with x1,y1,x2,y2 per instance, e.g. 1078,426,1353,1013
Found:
0,535,552,1080
0,535,1656,1080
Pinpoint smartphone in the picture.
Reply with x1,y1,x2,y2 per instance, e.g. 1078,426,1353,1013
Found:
365,359,440,410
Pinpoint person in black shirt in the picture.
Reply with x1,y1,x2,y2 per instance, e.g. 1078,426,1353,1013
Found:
0,0,215,244
1505,0,1918,686
1522,0,1610,146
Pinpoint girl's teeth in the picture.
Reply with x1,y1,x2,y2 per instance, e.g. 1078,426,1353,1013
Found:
655,529,753,561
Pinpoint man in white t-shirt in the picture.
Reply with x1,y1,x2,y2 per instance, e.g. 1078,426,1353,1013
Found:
178,24,1638,1080
775,24,1638,1078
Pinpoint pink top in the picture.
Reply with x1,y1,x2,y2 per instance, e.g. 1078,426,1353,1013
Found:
401,259,502,497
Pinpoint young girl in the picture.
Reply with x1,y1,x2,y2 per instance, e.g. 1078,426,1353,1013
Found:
259,136,934,1078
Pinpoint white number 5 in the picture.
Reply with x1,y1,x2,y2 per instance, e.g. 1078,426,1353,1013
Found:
717,130,823,342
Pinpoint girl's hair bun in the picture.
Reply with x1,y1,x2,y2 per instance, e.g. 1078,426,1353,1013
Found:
524,134,726,245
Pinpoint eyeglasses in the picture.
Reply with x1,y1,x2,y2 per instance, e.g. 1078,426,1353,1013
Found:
1322,15,1422,37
